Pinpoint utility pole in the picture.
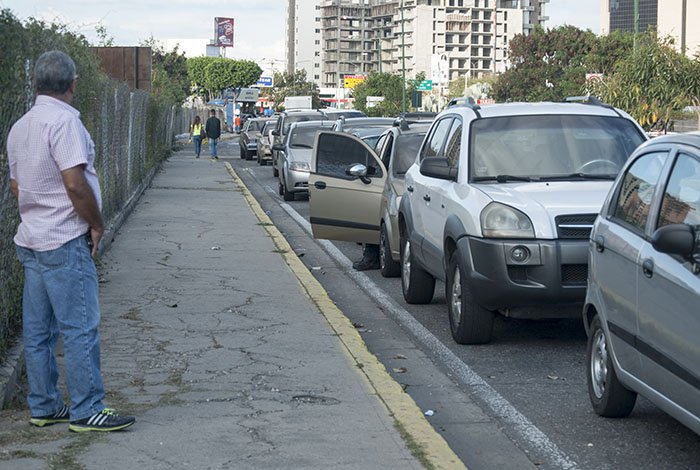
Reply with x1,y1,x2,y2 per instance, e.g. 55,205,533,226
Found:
633,0,639,51
377,37,382,74
401,0,406,114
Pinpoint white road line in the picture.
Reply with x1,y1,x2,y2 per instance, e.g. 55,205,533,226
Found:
279,201,580,470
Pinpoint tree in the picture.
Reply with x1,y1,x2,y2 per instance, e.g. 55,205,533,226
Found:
492,25,598,102
589,33,700,131
352,72,408,116
268,70,320,110
141,37,189,104
94,22,114,47
186,56,262,102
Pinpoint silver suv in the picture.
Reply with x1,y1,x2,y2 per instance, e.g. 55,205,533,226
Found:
398,100,646,344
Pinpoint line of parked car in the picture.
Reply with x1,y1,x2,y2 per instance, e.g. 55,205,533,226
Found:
237,100,700,436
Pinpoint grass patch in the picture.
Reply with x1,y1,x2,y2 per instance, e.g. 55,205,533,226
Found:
272,249,288,254
47,434,96,470
394,420,434,470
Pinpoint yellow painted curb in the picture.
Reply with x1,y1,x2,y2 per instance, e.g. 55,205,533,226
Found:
225,163,466,470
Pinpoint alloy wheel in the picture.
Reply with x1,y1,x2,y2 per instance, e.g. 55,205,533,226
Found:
590,329,608,399
449,265,462,328
401,239,411,289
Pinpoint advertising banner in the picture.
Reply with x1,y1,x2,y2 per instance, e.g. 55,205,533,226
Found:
215,17,235,47
343,75,366,89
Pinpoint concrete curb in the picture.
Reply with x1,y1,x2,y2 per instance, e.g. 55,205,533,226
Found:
224,162,466,470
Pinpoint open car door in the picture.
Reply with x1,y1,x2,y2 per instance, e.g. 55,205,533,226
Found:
309,131,387,244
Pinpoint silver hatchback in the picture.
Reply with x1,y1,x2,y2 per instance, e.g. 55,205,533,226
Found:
584,133,700,435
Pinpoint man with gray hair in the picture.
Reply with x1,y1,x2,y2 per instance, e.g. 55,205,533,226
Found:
7,50,135,432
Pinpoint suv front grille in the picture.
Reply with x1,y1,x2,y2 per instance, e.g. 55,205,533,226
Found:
562,264,588,286
555,214,597,239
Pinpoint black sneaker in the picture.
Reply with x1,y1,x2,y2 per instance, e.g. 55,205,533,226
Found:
69,408,135,433
30,404,69,427
352,257,380,271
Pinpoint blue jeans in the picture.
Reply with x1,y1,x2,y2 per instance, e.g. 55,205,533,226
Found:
209,137,218,157
193,135,202,157
16,235,105,421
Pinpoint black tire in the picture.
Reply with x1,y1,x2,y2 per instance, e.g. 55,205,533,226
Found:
380,223,400,278
273,164,279,177
400,234,435,304
240,145,247,159
278,178,284,196
245,151,254,161
586,315,637,417
446,251,494,344
282,175,295,201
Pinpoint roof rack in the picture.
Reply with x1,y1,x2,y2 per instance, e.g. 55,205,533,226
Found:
393,117,411,131
447,96,481,118
564,95,622,117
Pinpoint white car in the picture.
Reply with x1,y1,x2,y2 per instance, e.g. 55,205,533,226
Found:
398,99,647,344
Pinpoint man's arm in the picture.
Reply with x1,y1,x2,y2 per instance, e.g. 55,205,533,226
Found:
61,165,104,258
10,179,18,199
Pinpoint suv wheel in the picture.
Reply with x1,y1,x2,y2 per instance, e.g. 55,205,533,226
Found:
380,223,400,278
400,234,435,304
446,251,494,344
273,163,279,177
587,315,637,417
240,145,247,159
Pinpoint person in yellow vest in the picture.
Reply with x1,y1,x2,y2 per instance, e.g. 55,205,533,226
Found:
189,115,205,158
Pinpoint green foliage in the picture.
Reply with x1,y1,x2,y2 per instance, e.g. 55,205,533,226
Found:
492,25,598,102
589,33,700,131
141,37,189,105
95,22,114,47
185,56,262,102
352,72,408,116
268,69,321,110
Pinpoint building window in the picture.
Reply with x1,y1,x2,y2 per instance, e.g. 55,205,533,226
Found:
315,40,320,45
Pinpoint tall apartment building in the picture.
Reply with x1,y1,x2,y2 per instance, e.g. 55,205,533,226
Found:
600,0,699,56
285,0,324,85
316,0,548,89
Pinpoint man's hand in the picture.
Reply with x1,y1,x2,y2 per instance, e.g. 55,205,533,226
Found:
90,226,104,258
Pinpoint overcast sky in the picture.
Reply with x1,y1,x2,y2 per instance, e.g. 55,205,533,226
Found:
1,0,599,69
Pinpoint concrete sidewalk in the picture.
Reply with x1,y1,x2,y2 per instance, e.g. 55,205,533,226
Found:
0,147,462,469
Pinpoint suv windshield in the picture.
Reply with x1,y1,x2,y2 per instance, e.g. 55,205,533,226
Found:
246,120,264,132
469,115,645,181
289,126,326,148
283,114,326,134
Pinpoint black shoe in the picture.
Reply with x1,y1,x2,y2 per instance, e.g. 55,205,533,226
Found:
69,408,135,433
30,404,69,427
353,257,380,271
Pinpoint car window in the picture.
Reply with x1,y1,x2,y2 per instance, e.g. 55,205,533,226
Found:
657,154,700,244
315,133,382,180
612,152,668,234
283,114,325,134
444,119,462,168
420,117,453,160
375,133,389,156
289,125,328,148
381,134,394,169
394,133,427,175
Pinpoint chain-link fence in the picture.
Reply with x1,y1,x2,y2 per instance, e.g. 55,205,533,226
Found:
0,9,189,361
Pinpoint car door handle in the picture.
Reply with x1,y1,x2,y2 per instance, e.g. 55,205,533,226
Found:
423,194,431,202
642,259,654,278
594,235,605,253
407,185,414,192
314,181,326,190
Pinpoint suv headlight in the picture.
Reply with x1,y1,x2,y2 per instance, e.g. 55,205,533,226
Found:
289,161,311,172
480,202,535,238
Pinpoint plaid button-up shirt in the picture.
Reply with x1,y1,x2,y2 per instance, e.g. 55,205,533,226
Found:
8,95,102,251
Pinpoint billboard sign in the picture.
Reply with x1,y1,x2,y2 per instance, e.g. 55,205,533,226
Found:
215,17,234,47
431,53,449,85
237,88,260,102
343,75,366,89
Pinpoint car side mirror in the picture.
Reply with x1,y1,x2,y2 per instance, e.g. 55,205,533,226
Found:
273,144,285,151
420,157,457,181
345,163,371,184
651,224,695,258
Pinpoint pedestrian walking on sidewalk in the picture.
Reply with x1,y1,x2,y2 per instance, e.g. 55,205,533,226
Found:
205,109,221,160
7,50,135,433
189,115,205,158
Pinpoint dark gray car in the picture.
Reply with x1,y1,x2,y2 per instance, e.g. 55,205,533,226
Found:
584,132,700,435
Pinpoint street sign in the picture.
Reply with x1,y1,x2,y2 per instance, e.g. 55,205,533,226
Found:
256,76,274,87
237,88,260,102
415,80,433,91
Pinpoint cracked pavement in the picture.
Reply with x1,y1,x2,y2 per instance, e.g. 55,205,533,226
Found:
0,150,422,470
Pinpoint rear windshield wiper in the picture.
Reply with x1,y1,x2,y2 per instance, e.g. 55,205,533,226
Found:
539,173,616,181
472,175,534,183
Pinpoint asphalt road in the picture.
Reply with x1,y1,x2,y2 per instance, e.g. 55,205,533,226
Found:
220,139,700,470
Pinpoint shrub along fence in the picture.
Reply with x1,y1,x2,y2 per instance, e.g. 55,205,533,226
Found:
0,9,190,362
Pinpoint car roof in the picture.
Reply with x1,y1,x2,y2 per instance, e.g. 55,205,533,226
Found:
340,117,396,125
283,109,325,115
638,132,700,151
289,120,334,129
444,101,625,119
